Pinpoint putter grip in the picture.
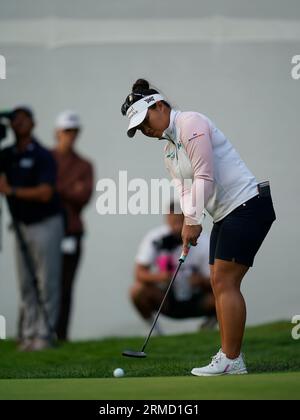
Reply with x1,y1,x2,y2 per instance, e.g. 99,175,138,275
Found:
179,243,191,263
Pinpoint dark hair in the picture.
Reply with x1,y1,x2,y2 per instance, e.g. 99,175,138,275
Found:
10,107,34,121
121,79,171,116
132,79,158,95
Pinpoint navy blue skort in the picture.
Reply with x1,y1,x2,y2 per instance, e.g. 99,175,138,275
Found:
209,194,276,267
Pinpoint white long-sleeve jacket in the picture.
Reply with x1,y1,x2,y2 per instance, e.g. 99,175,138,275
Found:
162,109,258,224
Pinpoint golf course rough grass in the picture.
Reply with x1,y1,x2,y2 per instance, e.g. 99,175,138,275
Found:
0,322,299,399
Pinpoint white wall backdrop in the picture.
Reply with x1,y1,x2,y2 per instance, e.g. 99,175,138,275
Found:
0,0,299,339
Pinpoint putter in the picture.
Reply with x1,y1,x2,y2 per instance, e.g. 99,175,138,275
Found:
122,247,190,358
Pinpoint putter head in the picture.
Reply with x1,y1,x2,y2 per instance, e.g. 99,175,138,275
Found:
122,350,147,358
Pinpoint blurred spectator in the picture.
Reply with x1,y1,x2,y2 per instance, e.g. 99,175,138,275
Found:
130,202,216,334
52,110,94,341
0,106,64,351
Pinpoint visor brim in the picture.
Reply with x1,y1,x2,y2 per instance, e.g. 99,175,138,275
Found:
127,109,148,138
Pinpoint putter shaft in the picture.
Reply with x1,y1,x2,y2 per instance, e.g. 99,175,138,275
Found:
141,259,183,353
122,250,189,358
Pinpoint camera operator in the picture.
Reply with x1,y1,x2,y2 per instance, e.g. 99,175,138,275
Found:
0,106,64,351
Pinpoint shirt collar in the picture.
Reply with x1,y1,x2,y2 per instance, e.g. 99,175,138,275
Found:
160,109,180,142
13,138,36,154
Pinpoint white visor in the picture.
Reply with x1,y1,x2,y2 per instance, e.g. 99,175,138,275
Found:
126,94,164,138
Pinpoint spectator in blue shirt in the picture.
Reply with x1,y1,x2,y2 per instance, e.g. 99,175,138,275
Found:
0,106,64,351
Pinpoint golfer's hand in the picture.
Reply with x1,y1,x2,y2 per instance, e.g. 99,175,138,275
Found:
182,224,202,256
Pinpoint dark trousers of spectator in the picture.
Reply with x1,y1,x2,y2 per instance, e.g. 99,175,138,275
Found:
56,236,82,341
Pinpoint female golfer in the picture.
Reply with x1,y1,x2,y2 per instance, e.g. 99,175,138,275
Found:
121,79,276,376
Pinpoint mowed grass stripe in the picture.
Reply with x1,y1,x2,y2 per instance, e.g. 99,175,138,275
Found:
0,373,299,400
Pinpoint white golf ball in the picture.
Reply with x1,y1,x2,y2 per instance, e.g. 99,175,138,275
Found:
113,368,125,378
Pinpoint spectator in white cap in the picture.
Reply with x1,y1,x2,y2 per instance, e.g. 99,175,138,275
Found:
52,110,94,341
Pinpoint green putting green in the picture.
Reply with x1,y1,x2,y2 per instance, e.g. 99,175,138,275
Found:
0,322,299,399
0,373,299,400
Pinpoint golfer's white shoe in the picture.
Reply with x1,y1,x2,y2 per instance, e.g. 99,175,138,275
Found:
191,350,248,377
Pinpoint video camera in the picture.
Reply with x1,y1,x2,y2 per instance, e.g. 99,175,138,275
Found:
0,111,12,142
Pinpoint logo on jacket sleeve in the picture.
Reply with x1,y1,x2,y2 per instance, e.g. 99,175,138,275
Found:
188,133,205,142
